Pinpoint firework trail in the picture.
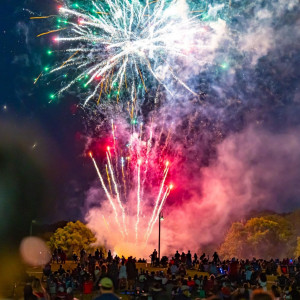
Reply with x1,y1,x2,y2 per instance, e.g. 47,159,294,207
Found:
90,152,124,236
145,160,169,238
141,124,153,196
102,214,110,230
111,119,120,181
105,164,113,194
135,158,142,241
88,121,173,244
121,157,127,196
146,184,172,242
106,150,128,235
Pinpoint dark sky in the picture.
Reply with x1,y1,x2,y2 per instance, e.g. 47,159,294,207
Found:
0,0,93,222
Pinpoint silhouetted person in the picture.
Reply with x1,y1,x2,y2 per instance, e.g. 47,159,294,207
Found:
186,251,192,268
95,248,100,260
152,249,158,266
107,249,112,262
213,252,220,263
200,253,206,261
193,253,198,266
181,252,186,264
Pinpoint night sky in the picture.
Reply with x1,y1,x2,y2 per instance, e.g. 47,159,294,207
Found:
0,0,93,222
1,0,300,239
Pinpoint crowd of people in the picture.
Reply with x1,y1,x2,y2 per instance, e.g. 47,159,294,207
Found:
23,248,300,300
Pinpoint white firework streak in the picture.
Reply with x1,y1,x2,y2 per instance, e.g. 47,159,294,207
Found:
47,0,205,103
146,186,171,242
90,155,124,237
145,163,169,238
135,159,142,241
106,151,128,235
141,124,153,192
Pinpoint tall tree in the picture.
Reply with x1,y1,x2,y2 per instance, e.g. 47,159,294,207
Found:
48,221,97,257
219,222,248,259
219,215,293,259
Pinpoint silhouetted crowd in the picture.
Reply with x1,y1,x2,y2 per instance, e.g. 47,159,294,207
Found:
24,248,300,300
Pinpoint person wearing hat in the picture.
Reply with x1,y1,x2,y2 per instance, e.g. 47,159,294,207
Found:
94,277,120,300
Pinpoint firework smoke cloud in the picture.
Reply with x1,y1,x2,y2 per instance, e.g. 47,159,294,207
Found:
30,0,300,257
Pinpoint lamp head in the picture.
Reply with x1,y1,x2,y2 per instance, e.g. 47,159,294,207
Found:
160,212,164,221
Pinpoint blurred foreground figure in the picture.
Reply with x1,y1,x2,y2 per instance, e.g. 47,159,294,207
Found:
0,121,54,297
251,290,274,300
94,277,119,300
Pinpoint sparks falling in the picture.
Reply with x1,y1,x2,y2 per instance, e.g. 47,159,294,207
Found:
88,121,173,244
90,151,125,236
35,0,217,110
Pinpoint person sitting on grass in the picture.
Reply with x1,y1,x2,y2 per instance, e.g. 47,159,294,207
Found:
94,277,119,300
178,264,186,277
171,263,179,275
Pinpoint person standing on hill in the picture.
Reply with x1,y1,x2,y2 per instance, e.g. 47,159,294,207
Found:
151,249,157,266
213,252,220,264
186,251,192,268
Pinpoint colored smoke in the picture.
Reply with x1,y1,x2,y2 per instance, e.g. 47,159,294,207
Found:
84,0,300,257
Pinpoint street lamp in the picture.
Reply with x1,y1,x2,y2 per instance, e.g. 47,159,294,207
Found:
158,211,164,264
30,220,37,236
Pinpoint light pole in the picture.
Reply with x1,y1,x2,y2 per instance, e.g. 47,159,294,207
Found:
30,220,37,236
158,211,164,264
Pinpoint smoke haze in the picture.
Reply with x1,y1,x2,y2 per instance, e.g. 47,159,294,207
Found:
82,0,300,257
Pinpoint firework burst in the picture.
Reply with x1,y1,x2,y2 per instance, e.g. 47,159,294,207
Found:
34,0,223,115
